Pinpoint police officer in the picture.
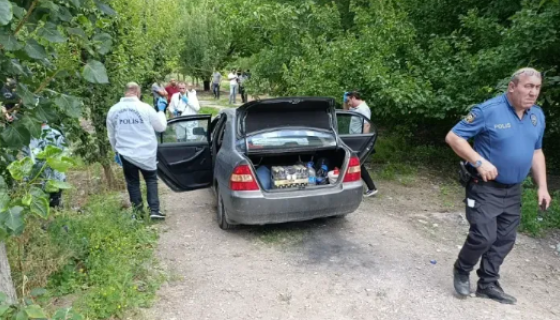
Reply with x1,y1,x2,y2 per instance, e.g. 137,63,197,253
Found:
107,82,168,220
445,67,551,304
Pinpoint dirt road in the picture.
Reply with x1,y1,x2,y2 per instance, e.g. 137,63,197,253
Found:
144,179,560,320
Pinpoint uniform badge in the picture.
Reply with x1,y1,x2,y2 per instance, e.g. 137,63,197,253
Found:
531,114,537,126
465,112,476,124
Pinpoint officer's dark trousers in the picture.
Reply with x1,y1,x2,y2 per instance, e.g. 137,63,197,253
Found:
361,165,377,191
455,181,521,288
121,156,160,214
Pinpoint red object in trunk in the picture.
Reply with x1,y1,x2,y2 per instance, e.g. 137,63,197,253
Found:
343,157,361,182
230,165,259,191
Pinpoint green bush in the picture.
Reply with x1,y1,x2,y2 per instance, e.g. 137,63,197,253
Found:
8,193,162,319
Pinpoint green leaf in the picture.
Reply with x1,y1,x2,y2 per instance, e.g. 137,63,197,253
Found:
30,196,49,219
0,291,7,304
82,60,109,84
8,157,34,181
38,25,67,43
0,0,13,26
4,206,24,232
17,83,38,107
47,156,73,172
58,6,73,22
70,0,82,9
36,145,63,160
25,305,46,319
95,1,116,16
45,180,71,193
15,309,28,320
0,31,20,51
0,177,8,211
30,288,47,297
20,116,42,139
55,94,83,118
67,27,87,39
33,104,59,123
92,32,112,55
22,194,32,206
0,305,10,316
30,186,46,199
12,4,24,19
7,59,26,75
24,39,47,60
39,1,59,13
1,123,31,150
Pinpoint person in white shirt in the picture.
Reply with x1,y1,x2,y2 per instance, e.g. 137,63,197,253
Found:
168,82,201,141
106,82,167,219
344,91,377,197
228,69,238,105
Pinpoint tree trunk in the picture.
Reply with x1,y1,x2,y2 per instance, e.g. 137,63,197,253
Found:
102,162,117,189
0,242,17,304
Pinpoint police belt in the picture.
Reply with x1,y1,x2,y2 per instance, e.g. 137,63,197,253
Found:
466,166,519,189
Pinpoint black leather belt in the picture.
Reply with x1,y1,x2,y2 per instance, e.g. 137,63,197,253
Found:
466,166,519,189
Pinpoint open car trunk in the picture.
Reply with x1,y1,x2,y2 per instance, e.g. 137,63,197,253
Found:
248,148,347,192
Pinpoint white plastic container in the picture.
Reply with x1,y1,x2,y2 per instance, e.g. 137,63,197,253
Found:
328,168,340,184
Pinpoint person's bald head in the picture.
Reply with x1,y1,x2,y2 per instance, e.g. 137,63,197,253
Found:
125,82,141,98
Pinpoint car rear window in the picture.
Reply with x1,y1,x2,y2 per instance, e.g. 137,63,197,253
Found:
245,129,336,152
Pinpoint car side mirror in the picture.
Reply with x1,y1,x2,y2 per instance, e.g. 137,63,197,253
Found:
193,127,206,136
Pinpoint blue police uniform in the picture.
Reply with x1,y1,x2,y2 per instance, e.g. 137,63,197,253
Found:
451,94,546,299
452,94,545,184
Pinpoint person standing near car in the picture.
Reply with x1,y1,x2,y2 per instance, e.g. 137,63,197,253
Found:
445,67,551,304
165,77,180,104
168,82,200,141
151,78,168,109
211,70,222,99
107,82,167,220
228,69,238,105
344,91,378,197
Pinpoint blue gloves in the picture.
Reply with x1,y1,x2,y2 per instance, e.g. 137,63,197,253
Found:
114,153,122,167
181,95,189,104
156,97,167,112
343,92,349,104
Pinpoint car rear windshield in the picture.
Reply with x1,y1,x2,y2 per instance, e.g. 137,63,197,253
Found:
245,129,336,152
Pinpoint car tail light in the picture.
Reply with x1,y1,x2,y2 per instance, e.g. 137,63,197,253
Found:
230,165,259,191
343,156,361,182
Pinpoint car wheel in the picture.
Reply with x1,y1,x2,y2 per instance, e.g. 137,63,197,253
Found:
216,191,232,230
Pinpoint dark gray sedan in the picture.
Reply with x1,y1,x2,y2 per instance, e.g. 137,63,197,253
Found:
156,97,377,229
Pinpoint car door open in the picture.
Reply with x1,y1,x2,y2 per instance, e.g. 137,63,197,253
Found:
335,110,378,162
157,115,213,192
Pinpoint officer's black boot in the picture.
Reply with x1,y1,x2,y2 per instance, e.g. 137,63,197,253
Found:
453,267,470,297
476,281,517,304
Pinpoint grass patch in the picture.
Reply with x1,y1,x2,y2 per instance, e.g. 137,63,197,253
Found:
7,193,163,319
199,106,219,117
519,179,560,236
254,227,306,246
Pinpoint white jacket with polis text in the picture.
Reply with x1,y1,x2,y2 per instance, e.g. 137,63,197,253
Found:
106,96,167,171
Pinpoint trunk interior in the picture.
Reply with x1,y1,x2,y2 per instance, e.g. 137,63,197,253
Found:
248,148,347,192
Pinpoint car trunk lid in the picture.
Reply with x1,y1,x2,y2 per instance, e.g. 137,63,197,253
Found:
238,97,337,136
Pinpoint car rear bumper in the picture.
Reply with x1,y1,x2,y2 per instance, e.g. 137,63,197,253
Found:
221,182,363,225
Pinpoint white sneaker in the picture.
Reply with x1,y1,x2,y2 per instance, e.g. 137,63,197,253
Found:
364,189,378,197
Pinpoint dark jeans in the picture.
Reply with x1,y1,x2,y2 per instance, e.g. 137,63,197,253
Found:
121,156,160,214
240,86,247,103
455,181,521,288
361,165,376,191
49,191,62,208
212,83,220,99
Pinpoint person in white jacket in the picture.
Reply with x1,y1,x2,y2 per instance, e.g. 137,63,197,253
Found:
106,82,167,220
168,82,200,141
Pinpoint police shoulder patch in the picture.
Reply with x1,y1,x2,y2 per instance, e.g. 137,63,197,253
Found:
465,112,476,124
531,114,537,126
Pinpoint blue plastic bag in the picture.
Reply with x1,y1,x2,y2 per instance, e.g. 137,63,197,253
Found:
256,166,272,190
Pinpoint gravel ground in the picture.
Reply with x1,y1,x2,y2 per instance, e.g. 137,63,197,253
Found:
142,178,560,320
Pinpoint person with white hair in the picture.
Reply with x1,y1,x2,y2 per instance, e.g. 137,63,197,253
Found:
106,82,168,220
446,67,551,304
168,82,200,141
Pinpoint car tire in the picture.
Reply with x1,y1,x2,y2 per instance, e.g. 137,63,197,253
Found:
216,191,232,230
